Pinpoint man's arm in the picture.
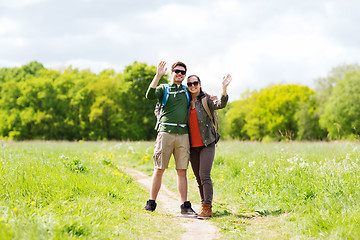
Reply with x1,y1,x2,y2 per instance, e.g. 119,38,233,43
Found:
146,61,167,100
149,61,167,88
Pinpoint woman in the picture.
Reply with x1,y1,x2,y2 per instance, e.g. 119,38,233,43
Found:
187,74,232,219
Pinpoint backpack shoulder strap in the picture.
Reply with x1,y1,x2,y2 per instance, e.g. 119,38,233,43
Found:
201,96,219,141
155,84,169,130
182,84,190,105
161,84,170,106
201,97,213,122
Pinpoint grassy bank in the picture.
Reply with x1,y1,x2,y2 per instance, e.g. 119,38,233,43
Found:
112,140,360,239
2,140,360,239
0,141,180,240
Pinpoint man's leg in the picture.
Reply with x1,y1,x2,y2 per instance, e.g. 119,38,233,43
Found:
150,168,165,200
177,168,197,216
174,133,197,216
176,169,187,203
145,132,174,211
174,133,190,203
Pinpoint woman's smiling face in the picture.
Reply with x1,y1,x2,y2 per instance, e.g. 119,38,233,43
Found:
187,76,201,94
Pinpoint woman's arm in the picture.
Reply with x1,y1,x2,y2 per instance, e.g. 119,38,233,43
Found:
221,74,232,96
209,74,232,110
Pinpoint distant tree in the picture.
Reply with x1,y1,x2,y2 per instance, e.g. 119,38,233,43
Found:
315,63,360,129
295,96,325,140
0,80,22,139
0,61,44,84
64,68,98,140
244,84,315,141
320,70,360,139
223,90,257,140
21,61,44,76
117,61,168,140
0,61,170,140
86,70,122,140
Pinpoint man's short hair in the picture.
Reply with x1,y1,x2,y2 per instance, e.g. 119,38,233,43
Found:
171,61,187,72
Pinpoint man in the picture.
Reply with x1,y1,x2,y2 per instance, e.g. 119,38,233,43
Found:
144,61,197,216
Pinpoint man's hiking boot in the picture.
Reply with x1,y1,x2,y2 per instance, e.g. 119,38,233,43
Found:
197,203,212,219
145,200,157,212
180,201,198,216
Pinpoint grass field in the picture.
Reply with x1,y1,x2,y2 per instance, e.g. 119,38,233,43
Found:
0,141,181,240
1,140,360,239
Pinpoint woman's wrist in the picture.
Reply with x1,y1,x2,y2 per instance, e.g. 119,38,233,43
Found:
222,86,227,95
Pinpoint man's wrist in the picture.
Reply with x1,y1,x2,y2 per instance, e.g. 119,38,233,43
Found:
155,73,163,78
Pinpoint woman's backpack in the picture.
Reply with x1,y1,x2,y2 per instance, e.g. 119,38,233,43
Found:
201,97,220,143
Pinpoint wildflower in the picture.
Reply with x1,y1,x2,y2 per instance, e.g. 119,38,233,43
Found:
31,201,35,205
248,161,255,167
13,207,18,212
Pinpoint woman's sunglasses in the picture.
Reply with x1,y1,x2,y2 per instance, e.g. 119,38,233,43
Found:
173,69,186,75
187,81,199,87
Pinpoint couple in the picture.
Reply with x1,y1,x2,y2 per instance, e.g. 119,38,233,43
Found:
144,61,231,219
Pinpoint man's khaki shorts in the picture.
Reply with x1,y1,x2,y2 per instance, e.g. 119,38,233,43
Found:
153,132,190,169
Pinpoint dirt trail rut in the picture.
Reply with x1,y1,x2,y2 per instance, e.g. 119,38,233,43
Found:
121,167,221,240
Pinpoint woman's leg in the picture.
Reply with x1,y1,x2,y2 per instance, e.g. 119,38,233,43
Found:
199,143,215,205
190,148,204,203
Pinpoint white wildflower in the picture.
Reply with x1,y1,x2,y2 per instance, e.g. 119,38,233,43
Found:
248,161,255,167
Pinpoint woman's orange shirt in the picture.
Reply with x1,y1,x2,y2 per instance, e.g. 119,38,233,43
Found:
189,108,204,147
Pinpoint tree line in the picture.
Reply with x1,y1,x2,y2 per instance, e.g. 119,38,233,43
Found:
0,61,359,141
220,63,360,141
0,61,166,140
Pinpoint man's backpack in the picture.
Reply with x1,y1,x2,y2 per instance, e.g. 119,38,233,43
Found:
201,97,220,143
154,84,190,130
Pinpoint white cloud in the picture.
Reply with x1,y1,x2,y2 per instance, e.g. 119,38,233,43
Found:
0,0,45,8
215,0,241,12
0,59,22,68
46,59,118,73
0,18,23,35
0,0,360,102
97,22,143,45
140,3,216,33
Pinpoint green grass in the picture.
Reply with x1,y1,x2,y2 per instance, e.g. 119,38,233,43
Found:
110,140,360,239
2,140,360,239
211,141,360,239
0,141,181,240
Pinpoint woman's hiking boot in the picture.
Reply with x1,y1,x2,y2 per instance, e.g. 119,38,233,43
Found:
144,199,157,211
197,203,212,219
180,201,198,216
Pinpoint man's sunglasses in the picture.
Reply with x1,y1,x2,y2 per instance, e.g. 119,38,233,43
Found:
187,81,199,87
173,69,186,75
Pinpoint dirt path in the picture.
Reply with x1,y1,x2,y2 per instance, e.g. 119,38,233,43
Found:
121,167,221,240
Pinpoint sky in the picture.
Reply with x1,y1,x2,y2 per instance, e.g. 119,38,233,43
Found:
1,0,360,101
